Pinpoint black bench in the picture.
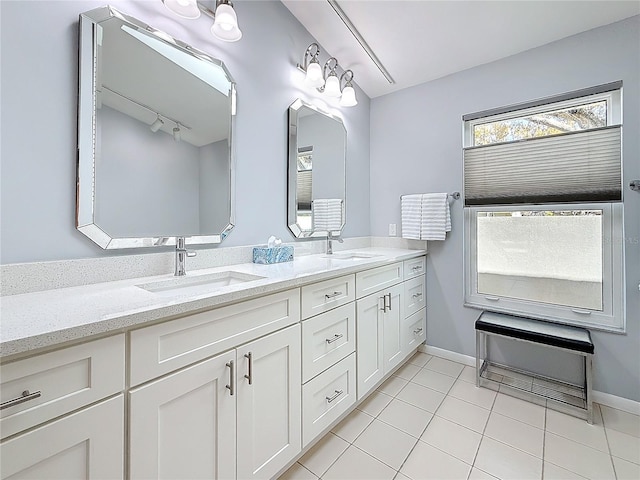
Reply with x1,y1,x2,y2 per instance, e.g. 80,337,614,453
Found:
475,311,594,423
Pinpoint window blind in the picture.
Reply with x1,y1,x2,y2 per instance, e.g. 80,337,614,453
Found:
464,125,622,206
297,170,312,210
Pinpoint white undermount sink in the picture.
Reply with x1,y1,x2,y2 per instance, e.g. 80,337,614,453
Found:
137,271,266,295
322,252,381,260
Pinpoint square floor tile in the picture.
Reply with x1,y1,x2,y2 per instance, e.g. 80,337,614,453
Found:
322,445,396,480
448,379,497,410
484,411,544,458
393,362,422,381
407,352,432,367
394,473,412,480
411,368,457,393
606,427,640,464
298,433,349,477
458,365,478,384
468,468,499,480
543,462,587,479
475,436,542,480
612,457,640,480
424,356,465,378
377,376,409,396
544,432,615,480
378,398,434,438
420,416,482,464
278,463,318,480
331,409,374,443
600,405,640,438
435,396,490,433
396,382,445,413
400,441,472,480
354,419,418,470
357,391,394,416
546,409,608,453
492,393,545,429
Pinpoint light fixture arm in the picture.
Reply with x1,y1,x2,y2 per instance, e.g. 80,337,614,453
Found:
340,70,354,88
301,43,320,71
323,57,339,79
195,0,233,19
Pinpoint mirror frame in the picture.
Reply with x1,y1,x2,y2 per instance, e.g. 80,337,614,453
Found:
287,99,346,238
77,6,236,249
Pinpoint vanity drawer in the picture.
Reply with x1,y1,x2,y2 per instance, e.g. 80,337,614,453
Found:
355,263,403,299
301,274,355,320
302,353,356,447
403,256,426,280
402,308,427,356
404,275,426,317
0,334,125,440
302,303,356,383
130,289,300,386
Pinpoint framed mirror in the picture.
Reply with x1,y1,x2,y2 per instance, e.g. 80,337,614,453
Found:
287,99,346,238
77,6,236,249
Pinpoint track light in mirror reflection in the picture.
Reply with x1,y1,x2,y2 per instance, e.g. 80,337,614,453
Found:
297,44,357,107
173,126,182,142
162,0,242,42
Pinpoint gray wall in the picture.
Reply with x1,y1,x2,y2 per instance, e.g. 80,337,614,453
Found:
370,16,640,401
0,0,371,264
199,139,231,234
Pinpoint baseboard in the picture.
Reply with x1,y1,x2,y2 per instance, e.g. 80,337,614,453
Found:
420,343,640,415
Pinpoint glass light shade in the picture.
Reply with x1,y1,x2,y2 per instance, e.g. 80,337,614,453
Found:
324,74,341,97
162,0,201,19
211,3,242,42
304,62,324,88
339,85,357,107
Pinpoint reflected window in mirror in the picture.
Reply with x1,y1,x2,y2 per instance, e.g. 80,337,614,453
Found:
77,6,236,249
287,99,346,238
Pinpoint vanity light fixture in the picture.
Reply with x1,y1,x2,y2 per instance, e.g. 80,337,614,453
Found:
162,0,242,42
150,115,165,132
297,44,358,107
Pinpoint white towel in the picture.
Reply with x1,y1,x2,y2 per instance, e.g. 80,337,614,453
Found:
420,193,450,241
313,199,343,231
401,194,422,240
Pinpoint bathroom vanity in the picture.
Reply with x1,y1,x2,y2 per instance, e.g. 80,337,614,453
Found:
0,248,426,480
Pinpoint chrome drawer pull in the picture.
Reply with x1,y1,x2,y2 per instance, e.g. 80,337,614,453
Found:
226,360,235,396
413,327,423,335
326,334,343,344
412,265,422,271
412,292,423,299
325,291,343,300
1,390,42,410
244,352,253,385
326,390,344,403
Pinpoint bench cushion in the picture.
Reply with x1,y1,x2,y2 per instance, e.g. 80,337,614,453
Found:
475,312,594,354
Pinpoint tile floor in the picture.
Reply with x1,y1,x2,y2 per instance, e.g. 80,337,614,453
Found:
279,352,640,480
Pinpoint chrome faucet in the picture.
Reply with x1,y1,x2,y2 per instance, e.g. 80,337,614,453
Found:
326,232,344,255
175,237,197,276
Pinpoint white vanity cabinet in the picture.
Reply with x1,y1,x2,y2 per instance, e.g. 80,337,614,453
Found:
0,335,126,480
128,290,302,480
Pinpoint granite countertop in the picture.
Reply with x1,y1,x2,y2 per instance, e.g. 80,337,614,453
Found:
0,248,425,360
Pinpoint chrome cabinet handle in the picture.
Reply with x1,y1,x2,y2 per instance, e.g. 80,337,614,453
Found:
325,390,344,403
1,390,42,410
413,327,423,335
380,295,387,312
326,334,343,344
412,265,422,271
244,352,253,385
386,293,392,311
226,360,235,396
412,292,423,299
325,291,343,300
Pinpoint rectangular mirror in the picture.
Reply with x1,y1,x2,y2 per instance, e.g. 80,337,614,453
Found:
77,6,236,249
287,99,346,238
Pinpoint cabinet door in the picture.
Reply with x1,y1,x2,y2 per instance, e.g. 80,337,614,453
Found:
382,283,405,374
129,351,236,480
1,395,124,480
356,293,385,399
236,325,301,480
402,308,427,357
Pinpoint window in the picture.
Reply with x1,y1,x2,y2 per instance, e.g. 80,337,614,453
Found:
463,83,625,332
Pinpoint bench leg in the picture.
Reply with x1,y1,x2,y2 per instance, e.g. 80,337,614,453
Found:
476,330,482,387
585,354,594,424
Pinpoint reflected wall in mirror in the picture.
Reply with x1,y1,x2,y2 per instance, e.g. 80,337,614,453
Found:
77,6,236,249
287,99,346,238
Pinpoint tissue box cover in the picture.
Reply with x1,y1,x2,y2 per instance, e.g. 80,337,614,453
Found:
253,246,294,264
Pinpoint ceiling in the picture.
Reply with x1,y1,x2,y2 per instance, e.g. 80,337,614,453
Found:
281,1,640,99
